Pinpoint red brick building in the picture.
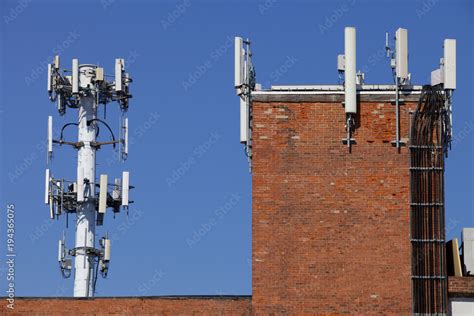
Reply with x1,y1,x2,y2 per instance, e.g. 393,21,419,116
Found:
251,86,415,314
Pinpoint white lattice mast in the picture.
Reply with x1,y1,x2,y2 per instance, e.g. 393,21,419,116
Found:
45,57,133,297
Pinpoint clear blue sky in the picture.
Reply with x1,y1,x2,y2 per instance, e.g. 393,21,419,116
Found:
0,0,472,297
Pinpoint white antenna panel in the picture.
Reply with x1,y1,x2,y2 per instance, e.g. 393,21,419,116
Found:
54,55,60,69
337,54,345,71
72,58,79,94
96,67,104,82
443,39,456,90
47,64,52,92
431,68,443,86
104,239,111,261
57,95,62,113
344,27,357,114
77,167,84,202
124,118,129,157
115,58,123,92
98,174,108,214
234,37,244,88
48,116,53,157
45,169,50,205
240,98,247,143
58,239,64,262
50,201,54,220
395,28,408,80
122,171,129,207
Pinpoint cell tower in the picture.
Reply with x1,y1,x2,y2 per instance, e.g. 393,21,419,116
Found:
45,56,133,297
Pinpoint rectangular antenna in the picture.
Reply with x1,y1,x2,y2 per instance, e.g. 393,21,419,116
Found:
240,98,247,143
54,55,60,69
344,27,357,114
77,167,84,202
55,181,61,216
234,37,244,88
443,39,456,90
431,68,443,86
115,58,123,92
122,171,129,207
337,54,345,71
124,118,129,156
72,58,79,94
96,67,104,82
99,174,108,214
48,116,53,158
395,28,408,80
104,239,111,261
57,95,63,113
47,64,52,92
45,169,50,204
58,240,64,262
50,202,54,220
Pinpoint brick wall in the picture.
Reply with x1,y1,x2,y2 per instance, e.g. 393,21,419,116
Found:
251,97,416,314
449,277,474,297
2,296,252,315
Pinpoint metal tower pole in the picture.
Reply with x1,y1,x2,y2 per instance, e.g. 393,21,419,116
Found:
74,66,97,297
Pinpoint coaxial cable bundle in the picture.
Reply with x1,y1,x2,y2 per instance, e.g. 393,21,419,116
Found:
410,85,450,315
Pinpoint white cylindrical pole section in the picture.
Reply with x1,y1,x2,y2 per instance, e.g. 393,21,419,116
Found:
74,65,97,297
344,27,357,114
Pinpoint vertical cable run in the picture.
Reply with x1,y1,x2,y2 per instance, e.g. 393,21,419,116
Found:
410,85,450,315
